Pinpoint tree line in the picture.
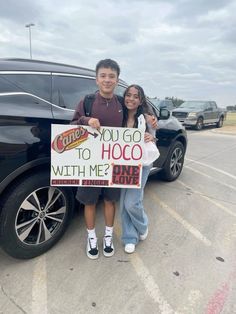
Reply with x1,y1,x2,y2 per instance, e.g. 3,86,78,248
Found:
164,97,184,108
152,97,236,110
226,105,236,111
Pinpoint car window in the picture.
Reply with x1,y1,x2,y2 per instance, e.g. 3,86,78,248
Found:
180,101,206,109
149,99,174,111
205,102,212,110
210,102,217,109
147,100,159,117
0,74,51,102
114,84,127,97
165,101,174,110
149,99,161,108
52,75,98,110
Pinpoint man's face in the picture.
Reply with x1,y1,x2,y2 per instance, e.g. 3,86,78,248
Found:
96,67,118,98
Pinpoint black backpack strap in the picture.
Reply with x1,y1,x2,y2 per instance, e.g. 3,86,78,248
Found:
116,95,124,106
83,94,96,117
83,94,123,117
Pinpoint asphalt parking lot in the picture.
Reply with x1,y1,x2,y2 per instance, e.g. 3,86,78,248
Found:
0,126,236,314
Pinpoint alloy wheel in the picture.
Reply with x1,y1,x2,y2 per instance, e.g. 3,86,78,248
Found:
169,147,183,178
15,186,67,245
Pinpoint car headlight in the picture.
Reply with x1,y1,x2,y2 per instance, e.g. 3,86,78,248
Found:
188,112,197,117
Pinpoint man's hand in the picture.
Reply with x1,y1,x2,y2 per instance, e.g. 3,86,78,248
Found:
145,114,158,129
88,118,101,130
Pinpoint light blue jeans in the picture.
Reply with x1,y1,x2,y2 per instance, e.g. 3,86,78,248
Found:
120,165,151,245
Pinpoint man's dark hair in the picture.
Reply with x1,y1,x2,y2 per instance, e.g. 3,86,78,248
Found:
95,59,120,77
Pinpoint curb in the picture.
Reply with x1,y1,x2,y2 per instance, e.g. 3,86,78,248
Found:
211,127,236,135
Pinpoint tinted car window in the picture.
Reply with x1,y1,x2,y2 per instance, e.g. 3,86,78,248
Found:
205,102,211,110
164,101,174,110
210,102,217,109
52,75,98,110
115,84,127,97
149,99,174,111
0,74,51,102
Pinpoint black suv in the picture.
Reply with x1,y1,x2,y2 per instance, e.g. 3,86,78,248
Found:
0,58,187,259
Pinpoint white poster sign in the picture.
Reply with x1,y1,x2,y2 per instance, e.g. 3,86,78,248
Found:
51,124,144,188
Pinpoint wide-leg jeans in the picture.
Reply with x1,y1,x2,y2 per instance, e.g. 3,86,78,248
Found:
120,165,151,245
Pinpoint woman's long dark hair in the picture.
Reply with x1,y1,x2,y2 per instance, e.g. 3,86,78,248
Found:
123,84,150,128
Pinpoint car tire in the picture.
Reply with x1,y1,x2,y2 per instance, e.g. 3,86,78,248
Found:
0,171,74,259
216,116,224,128
161,142,185,181
195,117,204,130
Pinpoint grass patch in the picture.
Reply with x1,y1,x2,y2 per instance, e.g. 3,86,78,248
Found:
224,112,236,126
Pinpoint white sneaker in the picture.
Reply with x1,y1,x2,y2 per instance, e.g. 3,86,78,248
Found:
140,227,148,241
103,236,114,257
124,243,135,254
86,237,99,259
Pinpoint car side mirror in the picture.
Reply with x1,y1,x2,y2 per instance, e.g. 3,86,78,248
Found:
159,108,170,120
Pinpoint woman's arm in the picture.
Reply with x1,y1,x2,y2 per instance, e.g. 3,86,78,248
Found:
144,114,158,129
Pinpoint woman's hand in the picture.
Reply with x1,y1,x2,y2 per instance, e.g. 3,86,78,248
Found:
144,132,155,143
144,114,158,129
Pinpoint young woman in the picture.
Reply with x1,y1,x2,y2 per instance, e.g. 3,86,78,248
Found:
120,84,157,253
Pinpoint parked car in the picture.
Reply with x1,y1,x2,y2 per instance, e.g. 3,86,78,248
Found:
149,98,175,111
0,58,187,259
172,100,226,130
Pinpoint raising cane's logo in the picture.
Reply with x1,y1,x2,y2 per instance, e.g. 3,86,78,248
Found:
52,127,98,153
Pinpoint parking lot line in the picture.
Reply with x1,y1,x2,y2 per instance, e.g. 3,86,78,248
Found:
186,158,236,180
114,220,177,314
178,180,236,218
185,166,236,192
32,255,48,314
148,192,212,247
131,253,178,314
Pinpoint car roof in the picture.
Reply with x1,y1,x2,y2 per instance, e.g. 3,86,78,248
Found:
0,58,96,75
0,58,127,85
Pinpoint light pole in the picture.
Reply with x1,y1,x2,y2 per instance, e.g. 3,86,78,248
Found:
25,23,35,59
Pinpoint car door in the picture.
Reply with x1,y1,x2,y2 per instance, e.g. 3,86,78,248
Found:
203,102,213,123
210,102,218,121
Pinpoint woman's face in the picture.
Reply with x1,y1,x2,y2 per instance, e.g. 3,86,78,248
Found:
124,87,141,112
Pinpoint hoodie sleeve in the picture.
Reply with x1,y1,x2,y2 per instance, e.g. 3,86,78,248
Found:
70,99,91,125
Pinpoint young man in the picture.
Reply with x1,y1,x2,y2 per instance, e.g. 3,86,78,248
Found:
72,59,157,259
71,59,123,259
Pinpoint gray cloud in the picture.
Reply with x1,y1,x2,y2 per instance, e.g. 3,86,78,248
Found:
169,0,233,22
0,0,43,24
0,0,236,106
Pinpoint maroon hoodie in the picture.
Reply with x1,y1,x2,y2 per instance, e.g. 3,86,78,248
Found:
71,92,123,127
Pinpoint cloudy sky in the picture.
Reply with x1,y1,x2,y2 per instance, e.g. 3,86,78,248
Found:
1,0,236,107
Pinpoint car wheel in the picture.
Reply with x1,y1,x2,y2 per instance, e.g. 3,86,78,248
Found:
216,116,224,128
0,171,74,259
161,142,185,181
195,117,204,130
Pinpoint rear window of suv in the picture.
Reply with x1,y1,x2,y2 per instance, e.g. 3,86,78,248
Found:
0,74,51,102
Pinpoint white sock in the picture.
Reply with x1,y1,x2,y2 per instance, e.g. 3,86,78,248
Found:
87,228,96,239
105,226,113,237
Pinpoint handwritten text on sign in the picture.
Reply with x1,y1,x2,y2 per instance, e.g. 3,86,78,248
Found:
50,124,144,188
